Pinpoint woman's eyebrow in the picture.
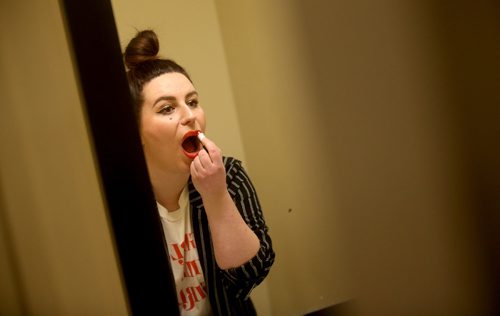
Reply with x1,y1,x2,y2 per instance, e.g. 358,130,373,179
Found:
152,91,198,107
152,95,175,107
186,91,198,99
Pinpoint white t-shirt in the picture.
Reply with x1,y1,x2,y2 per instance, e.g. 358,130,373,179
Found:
157,186,212,315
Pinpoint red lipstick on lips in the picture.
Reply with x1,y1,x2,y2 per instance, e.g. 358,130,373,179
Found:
182,130,202,159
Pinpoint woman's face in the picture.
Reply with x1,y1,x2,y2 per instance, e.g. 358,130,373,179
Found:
140,72,206,176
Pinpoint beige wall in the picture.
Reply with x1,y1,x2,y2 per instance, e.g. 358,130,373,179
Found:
215,0,495,315
214,2,352,314
0,0,128,315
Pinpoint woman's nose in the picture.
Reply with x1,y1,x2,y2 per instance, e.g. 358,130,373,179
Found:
180,105,195,126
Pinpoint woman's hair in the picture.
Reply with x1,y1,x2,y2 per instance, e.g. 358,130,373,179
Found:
123,30,192,120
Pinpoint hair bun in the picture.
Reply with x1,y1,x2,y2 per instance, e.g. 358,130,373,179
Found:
124,30,160,70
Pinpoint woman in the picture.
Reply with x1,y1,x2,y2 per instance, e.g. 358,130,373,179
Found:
124,30,274,315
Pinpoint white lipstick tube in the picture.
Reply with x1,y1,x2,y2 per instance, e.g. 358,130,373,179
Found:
198,132,206,142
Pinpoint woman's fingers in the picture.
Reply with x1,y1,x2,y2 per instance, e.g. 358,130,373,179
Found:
191,134,227,198
190,154,201,175
196,149,207,169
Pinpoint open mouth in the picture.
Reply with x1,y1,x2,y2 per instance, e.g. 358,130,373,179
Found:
182,130,202,159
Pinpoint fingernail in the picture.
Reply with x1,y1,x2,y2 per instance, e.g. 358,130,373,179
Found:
198,132,206,141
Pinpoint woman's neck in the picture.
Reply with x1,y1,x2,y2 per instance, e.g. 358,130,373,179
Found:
150,170,189,212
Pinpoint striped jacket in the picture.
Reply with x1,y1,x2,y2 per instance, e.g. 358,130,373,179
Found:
188,156,275,315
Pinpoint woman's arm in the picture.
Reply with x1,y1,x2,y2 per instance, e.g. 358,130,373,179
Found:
190,137,274,299
190,136,259,269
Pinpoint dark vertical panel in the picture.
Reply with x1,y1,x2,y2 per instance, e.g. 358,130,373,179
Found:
428,1,500,313
59,0,179,314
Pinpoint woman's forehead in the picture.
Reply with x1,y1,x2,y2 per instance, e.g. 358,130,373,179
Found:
143,72,195,101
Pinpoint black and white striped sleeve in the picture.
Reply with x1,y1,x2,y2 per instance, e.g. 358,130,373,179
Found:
220,157,275,300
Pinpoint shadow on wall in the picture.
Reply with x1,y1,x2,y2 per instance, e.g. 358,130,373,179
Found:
293,0,500,315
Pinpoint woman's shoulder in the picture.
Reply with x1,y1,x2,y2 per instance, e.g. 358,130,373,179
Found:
222,156,245,183
222,156,242,171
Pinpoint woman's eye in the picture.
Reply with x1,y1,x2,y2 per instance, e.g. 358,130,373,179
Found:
187,99,199,108
158,105,174,115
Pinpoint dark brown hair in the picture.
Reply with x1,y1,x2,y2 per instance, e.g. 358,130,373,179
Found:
124,30,192,120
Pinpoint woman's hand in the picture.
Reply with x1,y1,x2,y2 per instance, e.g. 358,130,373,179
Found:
190,135,227,200
191,135,261,269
